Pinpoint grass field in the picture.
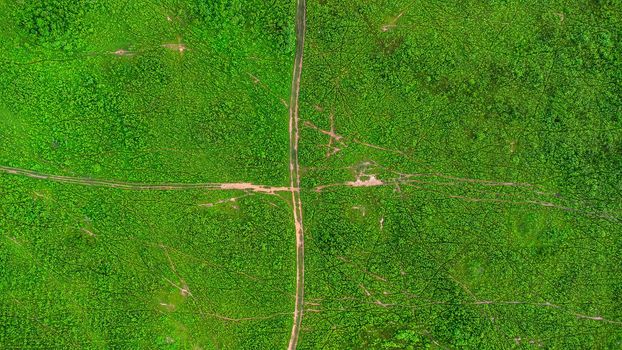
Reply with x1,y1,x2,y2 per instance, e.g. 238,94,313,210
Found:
1,0,621,349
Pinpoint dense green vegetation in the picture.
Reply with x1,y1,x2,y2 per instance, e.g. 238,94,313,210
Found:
0,0,296,349
0,175,295,348
0,0,295,184
298,0,622,348
1,0,621,349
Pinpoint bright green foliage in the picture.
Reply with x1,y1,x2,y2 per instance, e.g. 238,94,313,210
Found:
0,0,295,184
297,0,622,349
0,0,296,349
0,175,295,348
1,0,622,349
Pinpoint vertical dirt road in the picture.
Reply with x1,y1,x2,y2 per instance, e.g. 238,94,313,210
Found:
287,0,307,349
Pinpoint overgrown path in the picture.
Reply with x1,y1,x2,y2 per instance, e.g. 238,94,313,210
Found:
0,166,291,194
287,0,307,349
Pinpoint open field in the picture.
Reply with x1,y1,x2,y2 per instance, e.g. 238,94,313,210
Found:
1,0,622,349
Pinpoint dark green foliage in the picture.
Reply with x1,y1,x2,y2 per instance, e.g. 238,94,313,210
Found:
16,0,96,52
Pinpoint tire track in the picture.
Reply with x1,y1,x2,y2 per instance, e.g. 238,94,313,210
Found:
0,166,291,194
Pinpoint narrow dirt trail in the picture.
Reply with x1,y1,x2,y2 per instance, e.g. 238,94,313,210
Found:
287,0,307,349
0,166,291,194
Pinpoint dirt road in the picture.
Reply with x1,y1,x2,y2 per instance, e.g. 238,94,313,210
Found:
287,0,307,349
0,166,291,194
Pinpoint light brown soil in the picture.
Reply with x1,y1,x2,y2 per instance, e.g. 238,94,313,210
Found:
346,175,383,187
162,43,187,53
